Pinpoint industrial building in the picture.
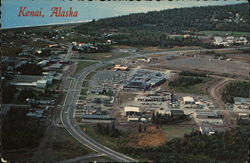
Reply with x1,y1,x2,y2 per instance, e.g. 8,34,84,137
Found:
9,74,54,89
114,64,128,71
195,110,223,124
234,97,250,105
124,106,140,116
123,70,166,91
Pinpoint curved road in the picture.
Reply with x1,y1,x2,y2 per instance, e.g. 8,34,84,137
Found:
61,46,248,162
61,60,138,162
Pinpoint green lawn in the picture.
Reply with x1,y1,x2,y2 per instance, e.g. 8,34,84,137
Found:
78,96,86,100
162,126,194,141
82,81,89,87
80,89,88,95
80,124,121,152
198,30,250,37
75,61,98,74
170,83,206,95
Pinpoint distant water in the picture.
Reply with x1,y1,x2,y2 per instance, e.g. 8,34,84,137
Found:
2,0,247,29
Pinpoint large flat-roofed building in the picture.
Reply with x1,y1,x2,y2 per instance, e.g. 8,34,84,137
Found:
114,64,128,71
234,97,250,105
195,110,223,124
123,70,166,91
124,106,140,116
183,96,195,105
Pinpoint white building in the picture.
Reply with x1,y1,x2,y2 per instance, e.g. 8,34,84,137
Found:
124,106,140,116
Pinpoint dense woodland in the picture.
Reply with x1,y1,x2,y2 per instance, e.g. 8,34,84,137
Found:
75,3,249,47
121,124,250,163
2,108,45,151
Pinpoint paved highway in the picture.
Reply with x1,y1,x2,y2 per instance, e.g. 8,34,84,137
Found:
61,59,137,162
60,46,248,162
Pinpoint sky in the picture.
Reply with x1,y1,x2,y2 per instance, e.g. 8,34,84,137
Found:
2,0,248,29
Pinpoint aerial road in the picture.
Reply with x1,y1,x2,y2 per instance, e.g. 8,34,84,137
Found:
60,46,249,162
61,60,137,162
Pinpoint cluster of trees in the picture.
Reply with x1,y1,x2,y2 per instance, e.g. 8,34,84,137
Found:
222,81,250,103
16,63,43,75
121,125,249,162
151,112,190,125
2,107,45,151
96,123,122,138
179,71,207,77
169,76,205,87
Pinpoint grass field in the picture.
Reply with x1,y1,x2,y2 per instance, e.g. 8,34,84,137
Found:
162,126,194,141
75,61,97,74
80,89,88,95
80,124,121,152
170,83,206,95
52,128,92,161
198,30,250,37
82,81,89,87
79,52,131,61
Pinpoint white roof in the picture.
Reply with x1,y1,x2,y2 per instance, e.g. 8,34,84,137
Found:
183,96,195,102
37,80,47,84
124,106,140,112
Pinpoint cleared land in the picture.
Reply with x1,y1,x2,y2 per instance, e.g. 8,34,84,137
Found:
162,126,194,140
198,30,250,37
79,51,131,61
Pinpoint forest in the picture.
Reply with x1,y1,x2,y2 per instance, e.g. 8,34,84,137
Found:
120,124,249,163
75,3,249,47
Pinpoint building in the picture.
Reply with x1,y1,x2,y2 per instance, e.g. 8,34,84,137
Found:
123,70,166,91
82,114,115,120
48,63,63,70
155,108,171,116
37,60,49,67
183,96,196,108
127,115,139,122
234,97,250,105
195,110,223,124
114,64,128,71
199,126,215,135
124,106,140,116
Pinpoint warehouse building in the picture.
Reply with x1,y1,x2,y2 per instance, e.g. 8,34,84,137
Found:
124,106,140,116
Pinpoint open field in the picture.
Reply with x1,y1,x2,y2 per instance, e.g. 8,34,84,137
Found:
198,30,250,37
80,124,121,152
80,89,88,95
155,55,249,77
79,51,131,61
75,61,97,74
52,128,92,161
162,126,194,140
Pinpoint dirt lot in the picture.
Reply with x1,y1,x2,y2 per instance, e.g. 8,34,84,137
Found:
127,126,166,148
153,55,249,77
